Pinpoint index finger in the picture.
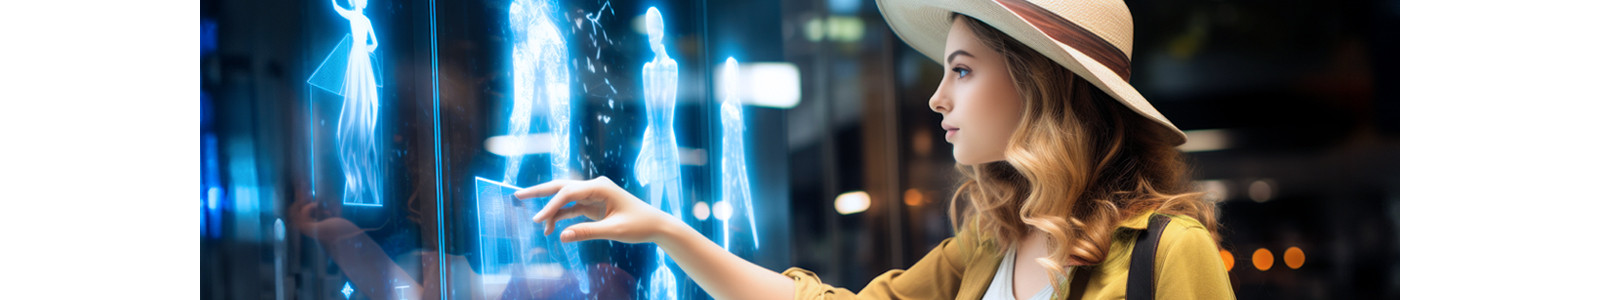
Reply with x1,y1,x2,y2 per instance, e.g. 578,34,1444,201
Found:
514,179,580,200
530,180,605,223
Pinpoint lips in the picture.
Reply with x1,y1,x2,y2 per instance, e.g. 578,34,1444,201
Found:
942,123,959,141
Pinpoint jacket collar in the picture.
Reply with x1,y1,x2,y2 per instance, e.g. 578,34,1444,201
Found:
1116,210,1159,230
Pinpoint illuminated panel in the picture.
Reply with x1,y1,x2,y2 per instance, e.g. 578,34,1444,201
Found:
474,177,583,295
718,58,759,250
636,7,682,300
308,0,385,207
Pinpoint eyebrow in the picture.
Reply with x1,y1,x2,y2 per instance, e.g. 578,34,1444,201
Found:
945,50,974,65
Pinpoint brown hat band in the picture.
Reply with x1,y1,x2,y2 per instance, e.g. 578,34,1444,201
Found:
995,0,1132,82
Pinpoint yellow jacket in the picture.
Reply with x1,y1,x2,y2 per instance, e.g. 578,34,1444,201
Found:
783,211,1235,299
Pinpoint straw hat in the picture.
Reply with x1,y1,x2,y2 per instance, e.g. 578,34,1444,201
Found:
876,0,1187,145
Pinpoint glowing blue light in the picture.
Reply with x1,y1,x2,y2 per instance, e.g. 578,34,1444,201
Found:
636,7,684,299
341,282,353,299
719,57,760,250
506,0,573,184
646,260,679,299
504,0,589,293
474,177,587,294
308,0,386,207
307,34,386,95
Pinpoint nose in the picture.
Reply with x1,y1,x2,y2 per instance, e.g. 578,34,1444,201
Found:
929,76,952,114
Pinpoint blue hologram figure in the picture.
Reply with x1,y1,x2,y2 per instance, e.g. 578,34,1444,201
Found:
635,7,682,300
331,0,383,207
717,58,760,251
500,0,590,294
506,0,573,185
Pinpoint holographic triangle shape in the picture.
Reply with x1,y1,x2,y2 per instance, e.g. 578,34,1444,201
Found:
307,34,384,97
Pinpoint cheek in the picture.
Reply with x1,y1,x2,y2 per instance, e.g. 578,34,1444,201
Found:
971,80,1025,137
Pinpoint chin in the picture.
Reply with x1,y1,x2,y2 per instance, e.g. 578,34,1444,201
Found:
953,157,977,166
951,150,1002,166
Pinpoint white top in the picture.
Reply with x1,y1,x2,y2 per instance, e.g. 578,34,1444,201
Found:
982,246,1065,300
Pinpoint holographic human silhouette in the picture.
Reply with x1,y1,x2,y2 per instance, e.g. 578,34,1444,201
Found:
332,0,382,206
634,7,682,300
483,0,590,295
505,0,572,185
717,58,760,251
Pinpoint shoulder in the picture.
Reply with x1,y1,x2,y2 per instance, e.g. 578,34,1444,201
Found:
1154,213,1219,255
949,222,1001,260
1160,213,1207,230
1113,212,1224,269
1150,214,1236,297
1151,214,1228,276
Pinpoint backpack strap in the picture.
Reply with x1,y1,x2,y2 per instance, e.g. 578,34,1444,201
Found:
1065,264,1094,300
1064,213,1171,300
1127,213,1172,300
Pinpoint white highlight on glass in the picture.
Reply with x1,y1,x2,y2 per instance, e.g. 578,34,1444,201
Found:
715,61,802,109
484,133,557,156
693,201,711,221
835,191,871,215
712,201,733,221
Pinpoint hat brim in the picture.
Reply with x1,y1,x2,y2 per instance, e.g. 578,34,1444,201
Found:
875,0,1188,146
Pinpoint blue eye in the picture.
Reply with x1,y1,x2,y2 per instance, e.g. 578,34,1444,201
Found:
952,67,970,78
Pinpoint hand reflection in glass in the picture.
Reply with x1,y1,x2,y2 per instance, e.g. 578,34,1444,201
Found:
287,191,636,300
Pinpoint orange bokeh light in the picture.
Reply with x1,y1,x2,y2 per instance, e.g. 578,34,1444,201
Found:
1284,247,1305,269
903,189,924,207
1252,248,1274,271
1219,249,1235,271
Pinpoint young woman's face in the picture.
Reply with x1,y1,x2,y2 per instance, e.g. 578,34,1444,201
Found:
929,17,1026,165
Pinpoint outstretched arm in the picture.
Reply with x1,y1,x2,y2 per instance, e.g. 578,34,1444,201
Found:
518,177,795,300
330,0,354,18
655,213,795,300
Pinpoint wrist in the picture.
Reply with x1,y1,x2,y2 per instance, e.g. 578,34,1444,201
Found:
651,212,696,249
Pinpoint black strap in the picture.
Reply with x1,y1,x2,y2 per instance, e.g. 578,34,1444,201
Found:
1065,264,1093,300
1064,214,1170,300
1127,214,1171,300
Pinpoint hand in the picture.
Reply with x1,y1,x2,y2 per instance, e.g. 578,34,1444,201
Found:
517,176,682,244
287,199,361,242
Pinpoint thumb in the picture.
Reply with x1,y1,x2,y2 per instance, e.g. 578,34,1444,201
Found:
559,220,615,243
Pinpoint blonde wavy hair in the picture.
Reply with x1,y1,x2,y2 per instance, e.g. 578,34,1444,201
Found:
946,14,1221,284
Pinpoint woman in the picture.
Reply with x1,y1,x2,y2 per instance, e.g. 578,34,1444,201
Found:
518,0,1234,299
